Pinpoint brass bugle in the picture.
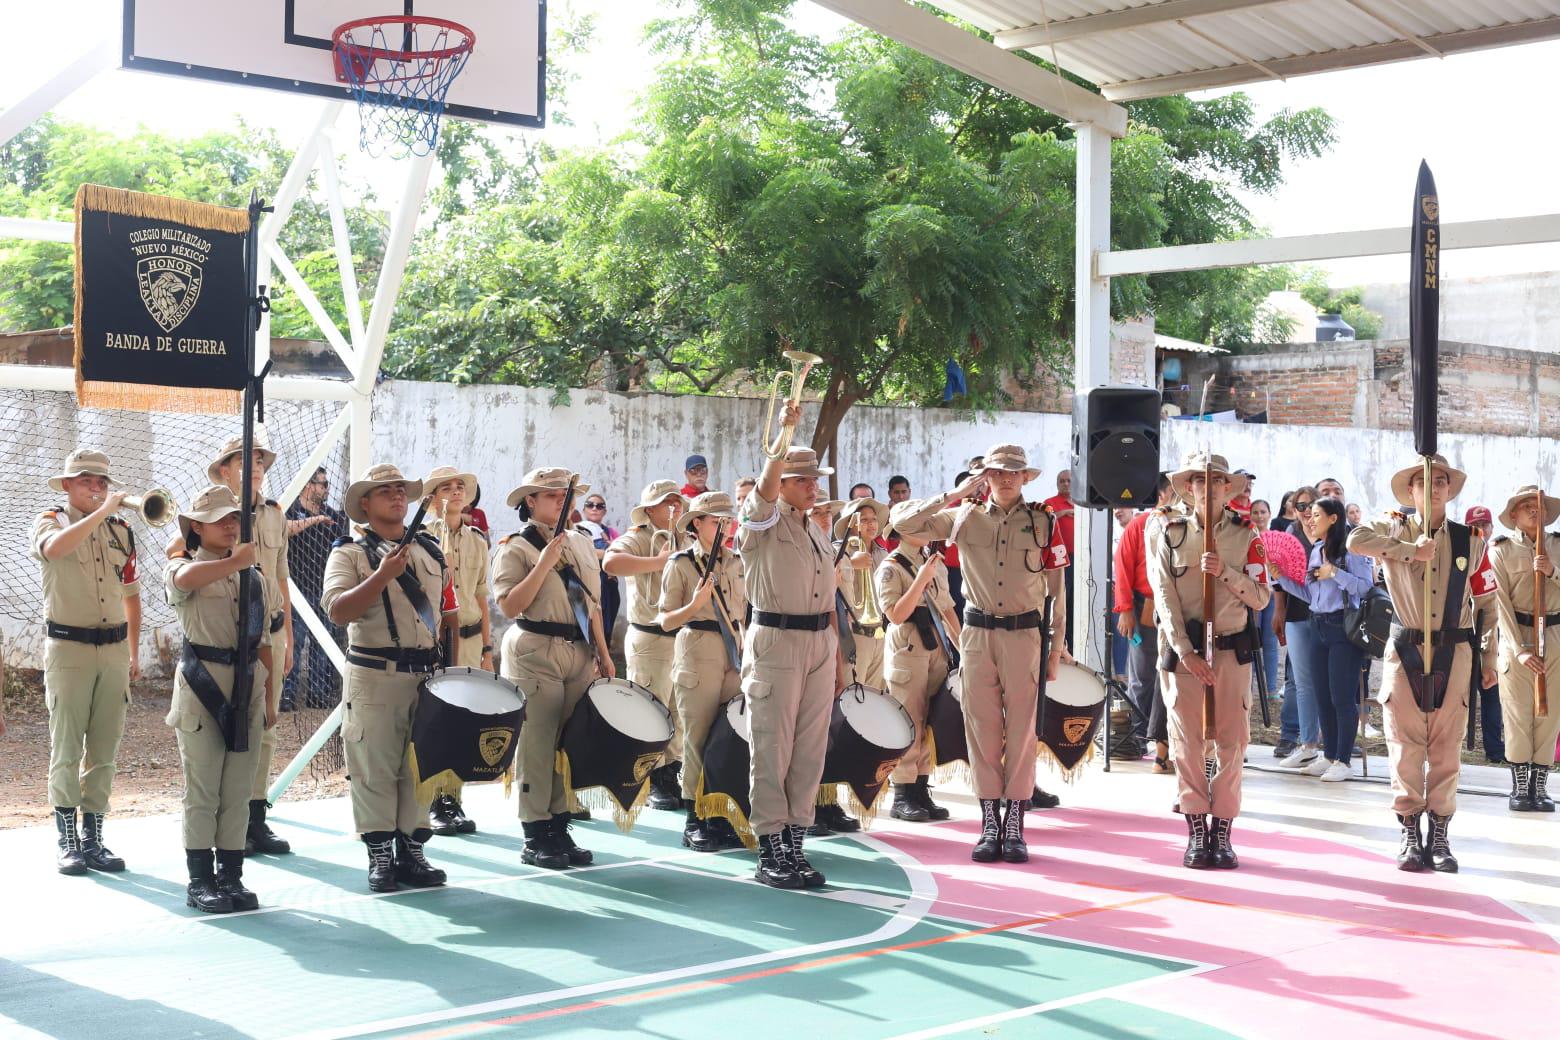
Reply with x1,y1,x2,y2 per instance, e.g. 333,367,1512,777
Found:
761,349,823,460
122,487,177,528
650,527,678,555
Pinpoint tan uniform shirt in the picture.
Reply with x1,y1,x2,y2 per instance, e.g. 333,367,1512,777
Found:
253,500,289,617
659,546,748,629
737,494,837,614
320,529,449,650
1346,515,1496,640
428,517,491,626
165,548,273,716
30,506,140,627
1477,532,1554,660
836,542,889,623
492,521,602,624
893,496,1068,642
876,550,956,658
610,526,670,627
1145,509,1271,659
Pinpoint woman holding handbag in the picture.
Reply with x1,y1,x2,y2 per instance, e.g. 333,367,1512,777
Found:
1300,497,1376,781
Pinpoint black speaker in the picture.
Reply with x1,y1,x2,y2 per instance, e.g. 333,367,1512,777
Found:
1071,385,1161,508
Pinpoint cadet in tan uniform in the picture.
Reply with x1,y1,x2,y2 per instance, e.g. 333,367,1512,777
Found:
30,449,142,875
894,444,1067,865
878,501,961,823
493,467,612,870
604,480,685,811
423,465,494,836
1481,486,1560,812
165,485,275,913
657,491,748,851
321,465,451,892
1146,453,1271,870
738,403,839,890
200,435,294,858
1347,454,1497,873
833,498,889,687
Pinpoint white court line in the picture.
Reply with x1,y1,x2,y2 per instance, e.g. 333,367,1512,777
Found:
282,833,937,1040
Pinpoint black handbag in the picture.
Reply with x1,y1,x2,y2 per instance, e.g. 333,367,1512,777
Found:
1345,585,1394,659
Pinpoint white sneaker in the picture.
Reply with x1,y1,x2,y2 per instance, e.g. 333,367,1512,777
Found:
1364,723,1383,738
1301,757,1333,777
1319,760,1352,782
1279,747,1320,769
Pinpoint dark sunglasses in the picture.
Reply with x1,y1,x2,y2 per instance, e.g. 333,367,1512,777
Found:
584,501,606,509
1294,499,1314,509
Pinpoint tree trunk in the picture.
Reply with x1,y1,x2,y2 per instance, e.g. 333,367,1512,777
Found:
810,369,859,488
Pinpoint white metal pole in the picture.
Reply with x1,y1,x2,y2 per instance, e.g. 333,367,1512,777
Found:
1072,122,1112,673
0,31,118,149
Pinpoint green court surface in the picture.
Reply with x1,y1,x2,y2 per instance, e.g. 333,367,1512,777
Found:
0,796,1228,1040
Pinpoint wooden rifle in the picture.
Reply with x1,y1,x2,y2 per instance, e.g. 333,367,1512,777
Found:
1535,487,1550,718
1202,460,1216,740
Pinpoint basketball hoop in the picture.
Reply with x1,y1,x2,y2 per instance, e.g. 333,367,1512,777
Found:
333,15,475,157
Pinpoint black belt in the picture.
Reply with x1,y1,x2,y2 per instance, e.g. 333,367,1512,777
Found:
458,621,483,639
851,621,885,636
962,607,1042,631
517,618,585,642
346,644,441,673
630,622,673,637
685,619,722,633
187,641,240,666
1388,624,1474,648
1515,610,1560,628
45,621,128,645
753,610,834,632
269,611,285,634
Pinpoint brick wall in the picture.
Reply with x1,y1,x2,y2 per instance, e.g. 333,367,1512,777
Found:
1005,317,1156,414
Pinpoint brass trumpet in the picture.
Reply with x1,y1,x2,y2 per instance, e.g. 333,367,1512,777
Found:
122,487,177,528
845,515,885,632
650,527,678,555
761,349,823,460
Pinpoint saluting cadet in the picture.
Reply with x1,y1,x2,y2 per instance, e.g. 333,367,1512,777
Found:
423,464,494,836
31,449,142,875
1347,454,1497,873
165,485,275,913
321,465,451,892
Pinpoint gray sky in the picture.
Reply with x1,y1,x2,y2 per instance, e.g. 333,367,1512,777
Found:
9,1,1560,288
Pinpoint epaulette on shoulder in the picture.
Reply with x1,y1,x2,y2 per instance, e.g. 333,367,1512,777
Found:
499,532,517,545
105,514,130,528
1491,534,1511,545
265,498,279,508
168,549,191,560
331,535,356,550
1162,513,1189,525
1228,510,1251,528
672,546,697,561
1387,510,1408,522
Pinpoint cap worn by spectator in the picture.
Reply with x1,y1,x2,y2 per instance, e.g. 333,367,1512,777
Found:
1465,505,1492,526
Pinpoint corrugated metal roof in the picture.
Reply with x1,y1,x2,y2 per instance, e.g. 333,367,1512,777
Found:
1156,333,1229,353
933,0,1560,100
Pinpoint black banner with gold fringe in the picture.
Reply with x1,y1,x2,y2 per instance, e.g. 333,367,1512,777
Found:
73,184,251,413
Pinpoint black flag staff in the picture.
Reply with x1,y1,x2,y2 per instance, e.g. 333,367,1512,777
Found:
1410,161,1439,733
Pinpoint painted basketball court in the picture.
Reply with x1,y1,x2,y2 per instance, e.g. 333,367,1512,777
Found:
3,755,1554,1040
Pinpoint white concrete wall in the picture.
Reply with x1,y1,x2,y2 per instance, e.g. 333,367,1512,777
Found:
1361,271,1560,352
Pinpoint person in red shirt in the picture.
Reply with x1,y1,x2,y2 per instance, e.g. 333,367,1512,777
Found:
1041,470,1076,653
681,455,710,499
1115,472,1177,772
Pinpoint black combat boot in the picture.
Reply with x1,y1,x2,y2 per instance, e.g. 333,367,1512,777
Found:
755,831,803,889
815,801,860,833
682,810,720,852
1182,814,1213,869
521,819,568,870
1029,785,1060,809
245,800,292,855
79,811,126,872
186,849,235,913
648,764,684,811
1209,817,1239,870
1424,812,1458,873
551,814,594,866
705,815,745,849
54,807,87,876
429,795,461,836
1532,766,1556,812
784,825,826,888
215,849,259,911
890,783,929,823
971,799,1002,863
394,829,448,887
916,777,950,821
449,796,476,833
1395,813,1426,872
1000,799,1029,863
364,831,399,891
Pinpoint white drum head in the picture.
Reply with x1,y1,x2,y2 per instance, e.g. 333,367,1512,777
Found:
838,684,914,747
946,668,963,703
725,697,752,742
1048,661,1107,707
589,678,673,741
424,667,525,715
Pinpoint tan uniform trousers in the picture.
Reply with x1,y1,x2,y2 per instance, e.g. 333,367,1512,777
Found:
44,638,130,812
744,625,837,836
502,628,594,823
627,626,680,763
249,633,285,801
1163,649,1251,819
959,625,1042,801
430,631,486,801
341,664,428,834
1381,644,1471,816
846,630,885,688
1498,652,1560,766
672,630,742,802
174,669,266,850
885,646,950,784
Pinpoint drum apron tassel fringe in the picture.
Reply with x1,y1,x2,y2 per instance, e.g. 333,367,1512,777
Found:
555,749,652,833
694,779,757,851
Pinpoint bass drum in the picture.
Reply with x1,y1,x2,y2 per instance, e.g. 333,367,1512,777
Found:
820,683,914,821
926,667,967,769
697,696,756,848
558,677,673,830
409,666,527,805
1036,660,1107,778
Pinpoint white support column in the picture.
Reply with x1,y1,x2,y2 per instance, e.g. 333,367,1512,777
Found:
1072,123,1112,672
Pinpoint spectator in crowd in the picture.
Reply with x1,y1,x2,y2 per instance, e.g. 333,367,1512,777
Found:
1299,497,1375,781
1249,500,1271,530
1110,506,1135,681
1273,486,1323,764
1346,502,1363,526
1042,470,1076,652
1316,477,1345,502
1272,490,1298,534
580,493,623,641
1228,470,1255,519
734,476,757,508
887,475,911,503
284,467,347,709
1114,472,1175,771
1246,496,1280,699
682,454,709,498
463,485,489,538
849,482,875,499
1465,505,1506,764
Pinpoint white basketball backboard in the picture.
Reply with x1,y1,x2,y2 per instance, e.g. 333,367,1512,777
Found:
123,1,545,128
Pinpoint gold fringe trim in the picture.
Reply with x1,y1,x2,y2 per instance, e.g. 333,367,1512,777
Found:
75,183,252,232
76,381,239,414
555,749,650,834
815,784,839,808
1035,741,1097,785
693,776,757,851
407,745,466,809
841,781,892,831
501,760,516,799
926,728,972,789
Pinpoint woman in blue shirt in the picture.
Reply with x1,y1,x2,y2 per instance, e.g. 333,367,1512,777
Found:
1302,498,1376,781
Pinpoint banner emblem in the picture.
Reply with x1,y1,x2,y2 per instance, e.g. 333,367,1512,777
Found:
1062,716,1092,744
478,728,513,768
136,254,204,332
1421,195,1439,221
